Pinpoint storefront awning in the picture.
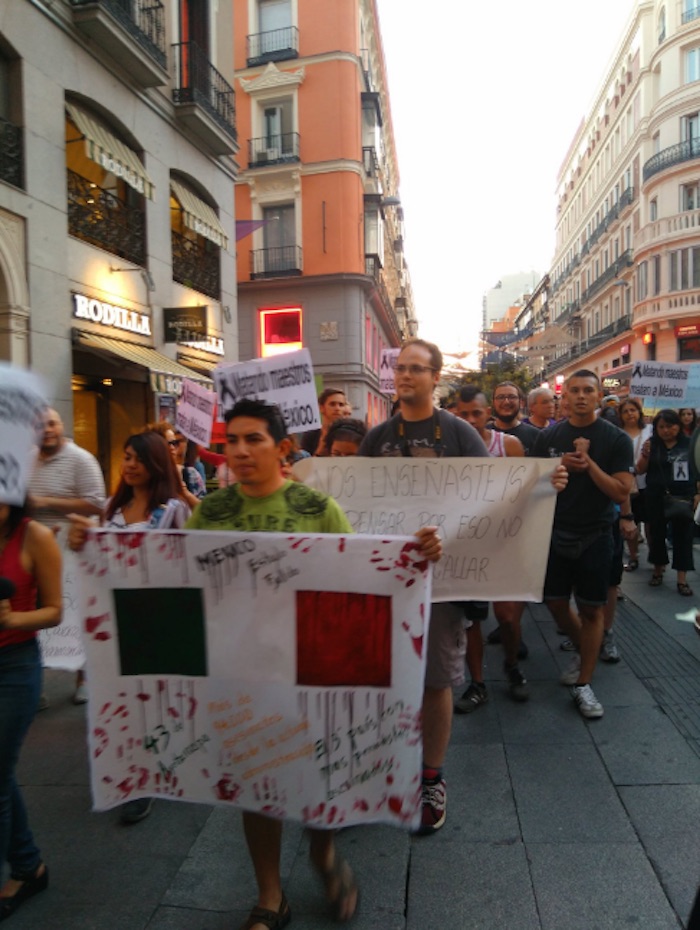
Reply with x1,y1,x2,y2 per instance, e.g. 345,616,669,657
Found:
170,180,228,249
66,101,155,201
74,332,212,394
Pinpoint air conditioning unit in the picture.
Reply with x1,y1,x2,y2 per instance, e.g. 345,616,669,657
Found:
266,148,280,162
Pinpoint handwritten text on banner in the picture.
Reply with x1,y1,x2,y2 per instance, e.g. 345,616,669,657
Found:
80,530,430,829
293,456,559,602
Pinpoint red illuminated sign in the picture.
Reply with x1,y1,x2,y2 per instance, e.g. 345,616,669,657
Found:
259,307,303,358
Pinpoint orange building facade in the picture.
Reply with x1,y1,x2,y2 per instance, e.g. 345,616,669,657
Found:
233,0,416,424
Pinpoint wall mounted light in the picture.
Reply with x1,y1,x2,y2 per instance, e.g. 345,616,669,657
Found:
110,265,156,292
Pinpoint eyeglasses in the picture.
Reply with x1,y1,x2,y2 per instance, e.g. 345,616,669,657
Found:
494,395,520,402
395,364,436,375
167,439,181,448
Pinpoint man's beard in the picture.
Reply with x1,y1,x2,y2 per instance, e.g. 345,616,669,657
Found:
495,410,519,424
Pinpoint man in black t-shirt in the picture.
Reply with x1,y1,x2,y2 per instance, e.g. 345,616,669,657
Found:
532,370,633,720
490,381,540,454
359,338,488,835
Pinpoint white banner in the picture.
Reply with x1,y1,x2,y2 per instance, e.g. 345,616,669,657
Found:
39,548,85,671
0,364,47,505
80,530,430,829
175,379,216,446
214,349,320,434
379,348,401,395
293,457,559,602
629,360,689,406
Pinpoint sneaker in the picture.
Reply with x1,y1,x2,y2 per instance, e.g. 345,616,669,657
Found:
414,778,446,835
560,653,581,686
505,664,529,702
120,798,153,824
454,682,488,714
486,626,501,645
570,684,604,719
559,638,577,652
73,683,88,705
600,631,620,663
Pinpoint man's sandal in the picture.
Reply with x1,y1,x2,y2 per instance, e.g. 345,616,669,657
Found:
677,582,694,597
649,573,664,587
240,895,291,930
312,854,359,922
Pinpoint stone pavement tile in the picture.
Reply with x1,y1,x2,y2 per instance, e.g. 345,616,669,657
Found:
528,842,681,930
18,702,90,785
406,841,539,930
146,908,234,929
620,785,700,920
493,680,592,745
584,664,658,706
449,689,504,745
439,743,520,843
588,705,700,784
163,807,304,911
506,743,637,844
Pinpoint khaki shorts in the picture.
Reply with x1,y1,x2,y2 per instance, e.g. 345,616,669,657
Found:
425,601,467,689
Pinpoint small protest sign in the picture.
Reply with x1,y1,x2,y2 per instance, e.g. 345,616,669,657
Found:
0,364,47,505
39,548,85,671
629,360,690,406
380,348,401,395
175,379,216,446
79,530,430,829
214,349,320,434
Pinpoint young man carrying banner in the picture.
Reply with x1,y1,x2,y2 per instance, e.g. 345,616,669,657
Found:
186,398,441,930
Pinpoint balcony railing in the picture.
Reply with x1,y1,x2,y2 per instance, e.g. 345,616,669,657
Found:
172,229,220,299
581,249,633,304
0,115,23,189
172,42,237,141
246,26,299,66
70,0,166,68
250,245,302,279
682,4,700,23
67,169,144,264
644,138,700,182
248,133,300,167
544,314,632,375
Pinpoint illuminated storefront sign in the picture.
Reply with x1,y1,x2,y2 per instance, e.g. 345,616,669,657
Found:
72,293,151,337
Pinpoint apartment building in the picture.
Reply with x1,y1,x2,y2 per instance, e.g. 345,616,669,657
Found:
0,0,238,487
545,0,700,396
232,0,417,424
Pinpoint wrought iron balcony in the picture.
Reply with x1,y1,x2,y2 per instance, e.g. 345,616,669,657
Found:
248,133,300,167
250,245,302,280
0,115,23,189
172,229,220,300
544,314,632,375
70,0,167,85
246,27,299,66
581,249,633,304
67,169,144,265
644,138,700,182
682,4,700,23
172,41,237,154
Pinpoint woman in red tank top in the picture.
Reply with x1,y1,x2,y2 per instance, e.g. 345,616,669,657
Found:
0,501,61,922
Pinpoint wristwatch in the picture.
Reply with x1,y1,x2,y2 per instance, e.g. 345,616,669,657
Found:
619,514,635,521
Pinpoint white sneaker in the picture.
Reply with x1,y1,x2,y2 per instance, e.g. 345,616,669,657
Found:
559,653,581,686
600,631,620,663
570,684,604,718
73,683,88,705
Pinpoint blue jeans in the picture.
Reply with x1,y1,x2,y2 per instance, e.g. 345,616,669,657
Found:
0,639,42,879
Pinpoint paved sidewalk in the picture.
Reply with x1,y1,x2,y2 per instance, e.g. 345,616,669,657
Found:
11,556,700,930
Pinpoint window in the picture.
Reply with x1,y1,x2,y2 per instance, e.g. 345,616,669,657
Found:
259,307,302,358
682,248,690,289
251,203,300,278
170,176,224,300
670,250,679,291
694,247,700,288
259,0,292,35
653,255,662,295
686,47,700,84
658,6,666,42
650,198,658,221
683,0,700,24
364,202,384,263
652,132,660,155
257,99,295,160
638,261,648,300
681,183,699,210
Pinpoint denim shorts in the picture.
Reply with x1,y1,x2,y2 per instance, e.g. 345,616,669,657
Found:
543,527,614,606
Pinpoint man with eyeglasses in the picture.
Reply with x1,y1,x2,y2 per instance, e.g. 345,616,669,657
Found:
491,382,540,455
358,338,488,835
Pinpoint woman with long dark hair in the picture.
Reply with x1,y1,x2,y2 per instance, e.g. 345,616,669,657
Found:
0,500,61,921
619,397,652,571
69,431,187,823
637,409,699,594
679,407,697,437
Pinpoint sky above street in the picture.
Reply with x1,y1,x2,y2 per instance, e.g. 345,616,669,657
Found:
376,0,638,358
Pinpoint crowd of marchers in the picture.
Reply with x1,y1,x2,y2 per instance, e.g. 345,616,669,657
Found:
2,338,699,930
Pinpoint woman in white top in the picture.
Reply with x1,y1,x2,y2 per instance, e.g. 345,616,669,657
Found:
619,397,652,571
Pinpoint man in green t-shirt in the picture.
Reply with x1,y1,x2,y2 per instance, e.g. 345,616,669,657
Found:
187,398,441,930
